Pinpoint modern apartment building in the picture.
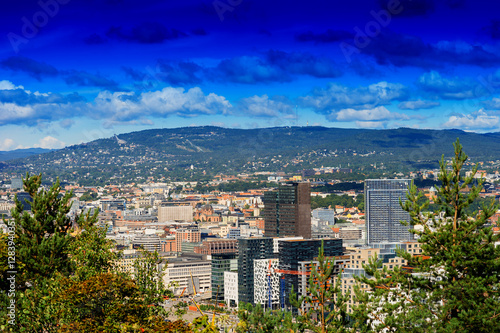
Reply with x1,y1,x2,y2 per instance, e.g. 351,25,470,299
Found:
365,179,413,244
263,182,311,239
238,237,274,305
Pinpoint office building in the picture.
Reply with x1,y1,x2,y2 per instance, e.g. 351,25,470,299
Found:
175,227,201,252
278,239,343,307
254,258,281,309
16,192,33,211
101,199,126,211
224,271,239,308
158,204,193,222
194,239,238,255
211,253,238,302
312,208,335,225
263,182,311,239
238,237,274,305
162,257,211,296
10,178,23,190
365,179,413,244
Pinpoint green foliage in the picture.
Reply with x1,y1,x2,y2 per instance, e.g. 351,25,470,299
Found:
13,173,74,286
0,174,191,332
191,315,218,333
356,139,500,332
69,210,120,282
133,249,169,311
311,193,362,210
236,302,303,333
57,273,176,332
289,241,354,333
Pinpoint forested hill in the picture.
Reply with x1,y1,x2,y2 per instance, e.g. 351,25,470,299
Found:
2,126,500,185
0,148,53,162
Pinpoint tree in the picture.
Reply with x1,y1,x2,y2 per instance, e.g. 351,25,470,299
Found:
13,173,74,286
57,273,188,332
289,241,353,333
236,302,303,333
133,248,170,317
69,209,120,282
356,139,500,332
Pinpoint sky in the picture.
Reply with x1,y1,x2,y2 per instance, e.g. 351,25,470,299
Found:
1,0,500,150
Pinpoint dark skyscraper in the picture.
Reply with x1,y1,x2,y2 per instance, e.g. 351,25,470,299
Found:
263,182,311,239
238,237,274,305
365,179,413,244
278,238,343,307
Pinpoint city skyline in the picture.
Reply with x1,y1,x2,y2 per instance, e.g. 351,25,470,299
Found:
1,0,500,150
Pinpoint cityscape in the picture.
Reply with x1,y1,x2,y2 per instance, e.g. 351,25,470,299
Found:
1,0,500,332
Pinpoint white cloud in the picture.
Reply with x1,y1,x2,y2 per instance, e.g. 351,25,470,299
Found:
417,71,475,100
92,87,232,123
398,100,440,110
355,121,387,128
59,119,75,129
443,109,499,130
33,136,66,149
0,138,16,151
482,97,500,110
300,81,408,113
335,106,409,122
236,95,294,118
0,80,23,90
0,103,36,125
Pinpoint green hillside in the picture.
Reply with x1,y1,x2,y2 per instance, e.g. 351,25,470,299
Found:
2,126,499,185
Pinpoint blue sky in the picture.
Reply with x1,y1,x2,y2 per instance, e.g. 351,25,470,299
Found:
1,0,500,150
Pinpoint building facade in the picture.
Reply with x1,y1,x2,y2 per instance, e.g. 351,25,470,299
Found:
158,205,193,222
312,208,336,225
263,182,311,239
194,239,239,255
162,258,212,296
238,237,274,305
175,227,201,252
224,271,239,308
365,179,413,244
211,253,238,302
253,258,281,309
278,238,343,306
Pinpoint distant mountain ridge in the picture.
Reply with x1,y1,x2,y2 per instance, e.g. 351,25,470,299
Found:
2,126,500,185
0,148,53,162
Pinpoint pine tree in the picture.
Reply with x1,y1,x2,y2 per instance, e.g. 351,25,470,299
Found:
13,173,74,286
289,241,353,333
356,139,500,332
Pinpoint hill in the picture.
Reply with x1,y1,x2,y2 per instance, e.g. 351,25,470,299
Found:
2,126,499,185
0,148,53,162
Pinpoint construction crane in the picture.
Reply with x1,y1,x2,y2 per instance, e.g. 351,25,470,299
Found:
274,269,310,276
274,268,310,310
267,259,272,310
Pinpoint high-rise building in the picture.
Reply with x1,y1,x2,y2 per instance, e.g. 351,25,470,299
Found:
175,227,201,252
312,208,336,225
253,258,281,309
16,192,32,211
10,178,23,190
238,237,274,305
278,238,343,307
263,182,311,239
365,179,413,244
158,205,193,222
211,253,238,302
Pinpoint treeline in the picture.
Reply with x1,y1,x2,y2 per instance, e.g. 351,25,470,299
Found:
311,193,364,211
